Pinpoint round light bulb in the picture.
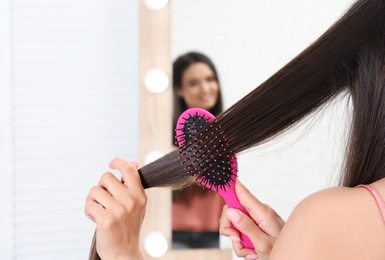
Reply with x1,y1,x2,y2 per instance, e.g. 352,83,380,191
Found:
143,0,169,10
144,69,169,93
144,231,168,258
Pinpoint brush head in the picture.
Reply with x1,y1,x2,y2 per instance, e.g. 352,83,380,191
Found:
176,108,238,192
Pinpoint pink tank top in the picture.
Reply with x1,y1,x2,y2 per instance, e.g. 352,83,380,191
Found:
357,184,385,222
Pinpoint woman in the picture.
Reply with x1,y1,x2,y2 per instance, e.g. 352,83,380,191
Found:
85,0,385,259
171,52,225,249
172,51,223,134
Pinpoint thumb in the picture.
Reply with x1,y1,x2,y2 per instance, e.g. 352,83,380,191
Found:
235,180,272,225
110,157,142,189
227,208,273,256
227,208,262,241
235,180,285,238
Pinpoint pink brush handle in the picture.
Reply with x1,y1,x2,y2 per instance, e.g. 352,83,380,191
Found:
176,108,254,249
219,185,255,250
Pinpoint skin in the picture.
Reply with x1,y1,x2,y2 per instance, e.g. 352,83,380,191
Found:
85,158,146,260
220,179,385,260
177,62,219,110
219,181,285,260
85,159,385,259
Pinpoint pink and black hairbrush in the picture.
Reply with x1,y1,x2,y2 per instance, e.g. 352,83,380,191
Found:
176,108,254,250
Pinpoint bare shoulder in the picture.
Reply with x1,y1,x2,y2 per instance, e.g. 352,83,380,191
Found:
270,186,385,259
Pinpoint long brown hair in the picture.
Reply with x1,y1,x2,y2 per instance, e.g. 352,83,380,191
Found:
90,0,385,258
139,0,385,188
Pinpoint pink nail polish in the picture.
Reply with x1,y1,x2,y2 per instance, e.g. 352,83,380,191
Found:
246,255,258,260
229,236,240,242
227,208,240,222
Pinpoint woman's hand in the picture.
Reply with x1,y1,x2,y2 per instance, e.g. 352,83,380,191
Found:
220,180,285,260
85,157,147,260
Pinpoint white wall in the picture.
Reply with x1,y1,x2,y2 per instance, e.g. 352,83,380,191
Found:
0,0,14,258
171,0,353,257
0,0,139,259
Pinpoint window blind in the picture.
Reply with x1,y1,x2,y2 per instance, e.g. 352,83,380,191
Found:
11,0,139,259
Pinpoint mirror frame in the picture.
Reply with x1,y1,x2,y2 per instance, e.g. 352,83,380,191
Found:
139,0,232,259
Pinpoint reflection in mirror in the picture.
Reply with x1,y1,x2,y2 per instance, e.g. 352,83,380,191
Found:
171,52,225,249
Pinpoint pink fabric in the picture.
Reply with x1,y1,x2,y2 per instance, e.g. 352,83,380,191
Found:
357,184,385,223
172,191,225,231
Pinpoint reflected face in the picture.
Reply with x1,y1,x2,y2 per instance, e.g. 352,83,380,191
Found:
178,62,219,111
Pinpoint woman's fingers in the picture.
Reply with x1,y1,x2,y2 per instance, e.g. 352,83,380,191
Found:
96,158,143,201
227,208,274,258
97,172,124,197
84,157,146,260
85,193,109,223
109,157,147,209
87,186,115,210
235,180,284,238
231,240,258,259
109,157,143,190
219,205,231,235
220,205,258,257
220,205,240,238
235,180,269,222
219,180,285,259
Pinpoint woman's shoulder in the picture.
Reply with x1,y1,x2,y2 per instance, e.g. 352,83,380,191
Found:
270,184,385,259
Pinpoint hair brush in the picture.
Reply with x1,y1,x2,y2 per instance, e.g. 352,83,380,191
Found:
175,107,254,249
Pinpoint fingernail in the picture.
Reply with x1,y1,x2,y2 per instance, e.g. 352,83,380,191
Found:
227,208,240,222
229,236,240,242
246,255,258,260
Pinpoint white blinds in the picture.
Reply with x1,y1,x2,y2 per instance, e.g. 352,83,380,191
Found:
10,0,139,259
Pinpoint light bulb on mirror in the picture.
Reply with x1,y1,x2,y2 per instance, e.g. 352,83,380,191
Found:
144,69,169,93
144,231,168,258
143,0,169,11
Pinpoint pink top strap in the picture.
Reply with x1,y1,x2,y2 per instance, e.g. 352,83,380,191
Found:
357,184,385,223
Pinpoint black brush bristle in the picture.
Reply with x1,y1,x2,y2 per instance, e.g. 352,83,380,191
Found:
176,113,238,192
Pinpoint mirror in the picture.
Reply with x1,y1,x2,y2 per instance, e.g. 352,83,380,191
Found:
170,0,353,255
